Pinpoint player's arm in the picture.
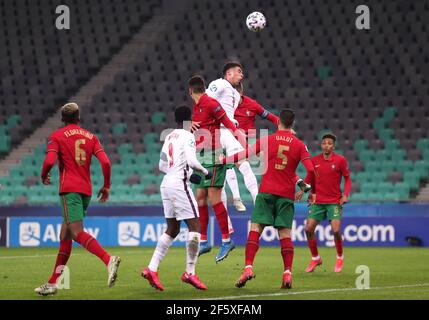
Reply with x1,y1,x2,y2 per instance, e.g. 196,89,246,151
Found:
41,135,59,185
184,135,209,176
256,103,279,126
340,158,352,205
159,151,169,174
222,138,262,164
94,138,111,202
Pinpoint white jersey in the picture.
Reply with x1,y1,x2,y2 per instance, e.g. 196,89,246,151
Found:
206,78,241,122
159,129,207,189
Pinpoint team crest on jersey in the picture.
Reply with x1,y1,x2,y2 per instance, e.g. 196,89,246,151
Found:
332,164,336,169
246,110,251,116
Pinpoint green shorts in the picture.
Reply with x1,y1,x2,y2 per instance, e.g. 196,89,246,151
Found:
60,193,91,223
308,204,343,222
252,193,295,228
196,148,233,189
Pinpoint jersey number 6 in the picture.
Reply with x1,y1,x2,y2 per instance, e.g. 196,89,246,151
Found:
75,139,86,166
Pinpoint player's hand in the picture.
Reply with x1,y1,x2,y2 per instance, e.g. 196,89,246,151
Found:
307,193,316,206
42,173,51,185
234,129,247,148
190,173,202,184
205,170,213,180
295,190,304,201
340,195,348,206
98,187,110,203
191,121,201,133
218,154,226,164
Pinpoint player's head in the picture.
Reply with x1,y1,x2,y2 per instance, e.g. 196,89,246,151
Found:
321,133,336,155
223,61,244,86
61,103,80,124
279,109,295,129
188,75,206,98
174,105,192,127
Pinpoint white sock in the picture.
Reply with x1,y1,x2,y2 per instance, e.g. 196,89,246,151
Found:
226,168,241,200
221,187,228,209
239,161,258,203
186,232,201,275
148,233,174,272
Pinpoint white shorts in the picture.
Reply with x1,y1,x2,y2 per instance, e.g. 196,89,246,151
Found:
220,127,245,156
160,185,199,221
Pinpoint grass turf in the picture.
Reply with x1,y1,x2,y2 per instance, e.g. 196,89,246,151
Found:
0,247,428,300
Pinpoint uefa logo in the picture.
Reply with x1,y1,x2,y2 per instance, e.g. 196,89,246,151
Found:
19,222,41,247
118,222,140,246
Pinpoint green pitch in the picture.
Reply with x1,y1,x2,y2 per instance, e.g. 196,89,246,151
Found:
0,247,428,300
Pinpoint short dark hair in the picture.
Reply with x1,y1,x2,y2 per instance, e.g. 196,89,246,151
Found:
279,109,295,128
322,133,337,143
175,105,192,125
188,75,206,94
222,61,243,76
61,103,80,124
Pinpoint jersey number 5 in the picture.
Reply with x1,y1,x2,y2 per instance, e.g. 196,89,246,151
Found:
75,139,86,166
275,145,289,170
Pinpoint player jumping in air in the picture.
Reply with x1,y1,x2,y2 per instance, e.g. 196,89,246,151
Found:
206,62,259,212
296,133,352,273
34,103,120,296
189,75,245,263
142,106,210,291
234,82,312,197
223,109,315,289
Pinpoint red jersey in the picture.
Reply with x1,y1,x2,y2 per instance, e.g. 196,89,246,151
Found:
192,93,227,150
234,96,279,137
311,153,351,204
225,130,311,200
46,124,104,196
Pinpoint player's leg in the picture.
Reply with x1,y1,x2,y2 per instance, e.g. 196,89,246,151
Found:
196,188,211,256
328,205,344,272
236,193,275,288
208,186,235,262
225,168,246,211
275,198,295,289
220,187,235,235
305,204,326,272
237,160,258,203
35,222,72,295
221,128,258,203
67,193,121,287
143,217,180,291
48,222,72,284
181,218,207,290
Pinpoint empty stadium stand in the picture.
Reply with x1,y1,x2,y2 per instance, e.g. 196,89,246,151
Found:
0,0,428,205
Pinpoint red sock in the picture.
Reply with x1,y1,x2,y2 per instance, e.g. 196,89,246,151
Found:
199,205,209,241
245,231,260,266
48,240,72,284
335,239,343,257
75,231,110,266
212,202,230,240
308,239,319,258
280,238,294,272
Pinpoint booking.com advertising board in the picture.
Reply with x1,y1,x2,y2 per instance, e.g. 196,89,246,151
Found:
5,214,429,248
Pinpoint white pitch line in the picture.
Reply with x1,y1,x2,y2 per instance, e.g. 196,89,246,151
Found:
197,283,429,300
0,250,143,260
